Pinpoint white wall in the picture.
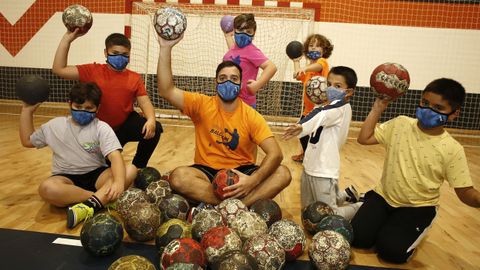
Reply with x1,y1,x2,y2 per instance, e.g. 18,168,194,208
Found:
1,12,479,93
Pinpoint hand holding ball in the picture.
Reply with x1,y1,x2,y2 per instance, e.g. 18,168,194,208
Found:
286,41,303,59
213,169,239,200
16,75,50,105
62,4,93,34
220,15,235,33
370,62,410,100
153,7,187,40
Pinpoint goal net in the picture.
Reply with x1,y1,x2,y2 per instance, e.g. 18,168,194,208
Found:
129,2,315,122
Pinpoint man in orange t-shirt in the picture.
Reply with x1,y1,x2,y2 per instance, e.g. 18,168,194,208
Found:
157,35,291,206
53,31,162,168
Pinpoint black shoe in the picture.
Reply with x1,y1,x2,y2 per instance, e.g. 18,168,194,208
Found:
345,186,360,203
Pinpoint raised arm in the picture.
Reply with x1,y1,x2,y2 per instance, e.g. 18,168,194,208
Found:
293,57,302,79
52,29,83,80
224,31,234,49
357,97,390,145
303,61,323,73
19,103,40,148
156,35,185,110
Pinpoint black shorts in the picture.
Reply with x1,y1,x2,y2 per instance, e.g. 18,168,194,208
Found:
190,164,259,182
54,167,109,192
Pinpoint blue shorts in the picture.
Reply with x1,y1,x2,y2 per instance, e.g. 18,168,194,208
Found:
190,164,259,182
54,167,108,192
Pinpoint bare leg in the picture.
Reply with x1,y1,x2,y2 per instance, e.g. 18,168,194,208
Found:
241,164,292,206
38,176,93,207
94,163,138,204
168,166,221,205
39,164,138,208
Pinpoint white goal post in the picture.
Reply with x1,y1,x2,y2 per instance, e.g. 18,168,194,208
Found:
127,0,317,122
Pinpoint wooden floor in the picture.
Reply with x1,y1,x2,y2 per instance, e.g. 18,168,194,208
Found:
0,110,479,270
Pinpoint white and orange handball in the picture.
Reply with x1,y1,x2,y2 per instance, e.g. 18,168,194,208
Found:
306,75,328,104
370,62,410,100
309,230,351,270
153,6,187,40
62,4,93,34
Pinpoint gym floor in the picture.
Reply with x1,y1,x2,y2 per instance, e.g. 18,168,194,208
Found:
0,111,479,269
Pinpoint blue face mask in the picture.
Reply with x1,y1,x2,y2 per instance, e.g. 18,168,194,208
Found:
71,109,96,125
234,32,253,48
306,51,322,60
415,106,451,129
106,54,129,71
217,80,240,102
326,86,347,102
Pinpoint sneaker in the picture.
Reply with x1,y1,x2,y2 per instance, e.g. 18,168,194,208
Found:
291,153,304,162
345,186,360,203
359,193,366,203
67,203,94,229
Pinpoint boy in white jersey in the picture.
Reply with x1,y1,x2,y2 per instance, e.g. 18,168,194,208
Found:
283,66,362,220
19,82,137,228
353,78,480,263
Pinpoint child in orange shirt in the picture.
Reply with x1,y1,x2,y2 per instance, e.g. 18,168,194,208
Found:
291,34,333,162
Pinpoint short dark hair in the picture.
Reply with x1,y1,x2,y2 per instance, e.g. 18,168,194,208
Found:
216,61,243,82
304,34,334,59
423,78,465,110
329,66,358,89
105,33,131,50
234,13,256,32
69,82,102,107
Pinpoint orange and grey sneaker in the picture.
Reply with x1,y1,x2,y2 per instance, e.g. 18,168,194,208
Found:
67,203,94,229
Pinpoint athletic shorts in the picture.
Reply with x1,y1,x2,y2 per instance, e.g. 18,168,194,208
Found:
54,167,109,192
190,164,259,182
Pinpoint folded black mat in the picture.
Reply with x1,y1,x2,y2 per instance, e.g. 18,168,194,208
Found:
0,228,400,270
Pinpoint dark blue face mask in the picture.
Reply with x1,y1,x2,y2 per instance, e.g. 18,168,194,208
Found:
306,51,321,60
415,106,452,129
106,54,129,71
234,32,253,48
217,80,240,102
71,109,96,125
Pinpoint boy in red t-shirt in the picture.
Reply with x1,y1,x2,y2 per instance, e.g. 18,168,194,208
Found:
53,30,162,168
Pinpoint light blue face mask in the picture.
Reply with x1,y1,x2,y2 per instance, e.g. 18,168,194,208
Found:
415,106,451,129
106,54,129,71
217,80,240,102
326,86,347,102
71,109,96,125
306,51,321,60
234,32,253,48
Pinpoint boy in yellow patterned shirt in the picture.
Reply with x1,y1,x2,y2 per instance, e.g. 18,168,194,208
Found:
353,78,480,263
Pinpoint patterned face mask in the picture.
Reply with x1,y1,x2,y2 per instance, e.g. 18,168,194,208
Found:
306,51,322,60
415,106,452,129
106,54,129,71
217,80,240,101
234,32,253,48
71,109,96,125
326,86,347,102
